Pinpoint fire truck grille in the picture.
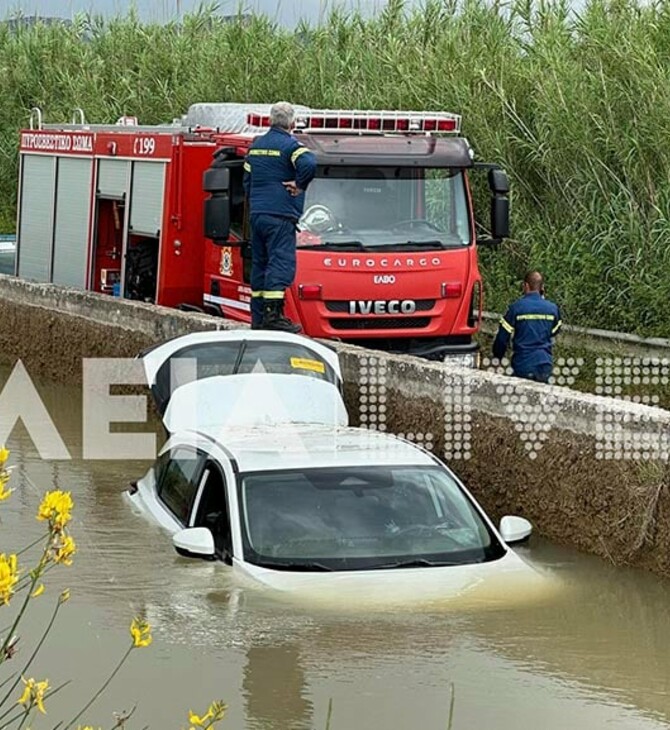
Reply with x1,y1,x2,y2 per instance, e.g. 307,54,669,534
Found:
329,317,431,331
325,299,436,313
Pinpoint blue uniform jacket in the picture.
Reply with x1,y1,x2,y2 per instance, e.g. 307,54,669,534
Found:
492,292,562,375
243,126,317,221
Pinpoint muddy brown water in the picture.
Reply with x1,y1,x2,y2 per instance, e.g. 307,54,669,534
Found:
0,372,669,729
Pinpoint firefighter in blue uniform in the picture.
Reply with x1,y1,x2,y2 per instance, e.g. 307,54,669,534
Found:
243,102,317,332
492,271,562,382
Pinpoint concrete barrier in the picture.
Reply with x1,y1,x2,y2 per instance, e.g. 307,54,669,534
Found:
482,311,670,357
1,274,669,576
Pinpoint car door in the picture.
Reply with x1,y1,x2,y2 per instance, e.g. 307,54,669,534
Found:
138,330,342,415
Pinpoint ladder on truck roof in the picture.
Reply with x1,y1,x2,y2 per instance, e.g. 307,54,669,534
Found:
27,102,462,136
28,103,295,136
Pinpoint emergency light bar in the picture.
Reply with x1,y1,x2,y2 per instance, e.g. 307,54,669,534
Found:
246,109,462,135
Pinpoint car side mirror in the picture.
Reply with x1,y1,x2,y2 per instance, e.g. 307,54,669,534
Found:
499,515,532,544
173,527,216,560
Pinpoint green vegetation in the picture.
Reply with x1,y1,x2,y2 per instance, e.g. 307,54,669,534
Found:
1,0,669,334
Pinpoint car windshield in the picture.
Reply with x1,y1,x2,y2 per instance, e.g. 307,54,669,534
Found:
239,465,505,571
298,167,471,250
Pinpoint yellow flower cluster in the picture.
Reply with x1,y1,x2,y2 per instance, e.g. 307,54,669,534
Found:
52,533,76,566
37,490,73,531
0,446,226,728
18,676,49,714
0,553,19,605
0,446,12,501
130,617,152,648
188,701,228,729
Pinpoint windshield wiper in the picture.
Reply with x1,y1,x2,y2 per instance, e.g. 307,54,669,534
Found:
401,240,448,249
299,241,366,251
372,558,458,570
254,559,334,572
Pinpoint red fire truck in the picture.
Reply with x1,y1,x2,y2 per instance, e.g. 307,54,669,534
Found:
14,103,509,364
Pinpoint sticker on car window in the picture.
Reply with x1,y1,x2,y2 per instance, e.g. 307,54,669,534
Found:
290,357,326,374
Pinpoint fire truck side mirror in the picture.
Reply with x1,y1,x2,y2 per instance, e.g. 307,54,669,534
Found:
203,167,231,243
488,168,509,195
491,196,510,240
488,168,510,243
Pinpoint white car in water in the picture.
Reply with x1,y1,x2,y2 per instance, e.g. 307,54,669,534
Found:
126,330,543,601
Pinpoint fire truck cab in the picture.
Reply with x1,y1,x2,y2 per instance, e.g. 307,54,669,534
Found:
15,103,509,364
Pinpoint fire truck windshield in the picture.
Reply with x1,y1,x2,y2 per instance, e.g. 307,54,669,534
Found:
298,167,471,249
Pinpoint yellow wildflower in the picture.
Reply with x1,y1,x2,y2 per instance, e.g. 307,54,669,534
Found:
31,583,45,598
18,677,49,714
188,701,227,729
130,617,152,648
59,588,70,604
0,446,9,465
37,490,73,530
53,534,76,566
0,477,12,502
189,709,213,727
0,554,19,605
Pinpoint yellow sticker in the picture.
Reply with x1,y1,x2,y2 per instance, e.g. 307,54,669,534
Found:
290,357,325,374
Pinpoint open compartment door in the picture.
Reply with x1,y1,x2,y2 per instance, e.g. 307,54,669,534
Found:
138,330,343,416
163,374,348,434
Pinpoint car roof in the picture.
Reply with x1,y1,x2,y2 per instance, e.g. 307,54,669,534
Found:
190,425,436,473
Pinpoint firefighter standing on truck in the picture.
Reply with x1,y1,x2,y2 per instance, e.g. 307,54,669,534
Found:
243,102,317,332
492,271,562,383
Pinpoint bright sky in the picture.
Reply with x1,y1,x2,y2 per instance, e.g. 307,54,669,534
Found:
0,0,392,26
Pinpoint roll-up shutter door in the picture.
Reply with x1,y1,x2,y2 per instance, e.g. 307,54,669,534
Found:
130,162,165,236
97,159,128,198
52,158,93,288
17,155,56,282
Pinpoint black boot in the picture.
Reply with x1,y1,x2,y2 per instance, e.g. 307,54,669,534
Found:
262,299,302,333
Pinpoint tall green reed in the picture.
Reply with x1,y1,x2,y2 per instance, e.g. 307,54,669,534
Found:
1,0,669,335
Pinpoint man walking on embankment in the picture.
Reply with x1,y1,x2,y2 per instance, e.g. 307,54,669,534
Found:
492,271,562,383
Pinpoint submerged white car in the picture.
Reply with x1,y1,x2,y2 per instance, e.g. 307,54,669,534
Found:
126,331,543,601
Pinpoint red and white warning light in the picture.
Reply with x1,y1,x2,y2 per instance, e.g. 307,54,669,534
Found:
246,108,461,134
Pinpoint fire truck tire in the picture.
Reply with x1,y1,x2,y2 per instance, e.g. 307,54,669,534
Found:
177,303,205,314
203,304,222,318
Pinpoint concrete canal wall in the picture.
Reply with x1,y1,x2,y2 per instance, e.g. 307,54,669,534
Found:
1,274,670,576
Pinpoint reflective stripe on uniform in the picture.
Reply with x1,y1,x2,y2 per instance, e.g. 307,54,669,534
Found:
248,149,281,157
552,319,563,334
500,317,514,334
251,290,263,298
243,162,251,172
516,313,555,321
290,146,309,165
263,290,285,299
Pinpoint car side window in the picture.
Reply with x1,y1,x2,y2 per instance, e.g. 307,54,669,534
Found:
157,448,204,525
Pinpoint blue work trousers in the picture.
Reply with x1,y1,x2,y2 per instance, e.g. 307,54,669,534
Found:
514,364,552,383
250,214,297,325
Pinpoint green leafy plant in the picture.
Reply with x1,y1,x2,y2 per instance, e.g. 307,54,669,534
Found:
2,0,670,334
